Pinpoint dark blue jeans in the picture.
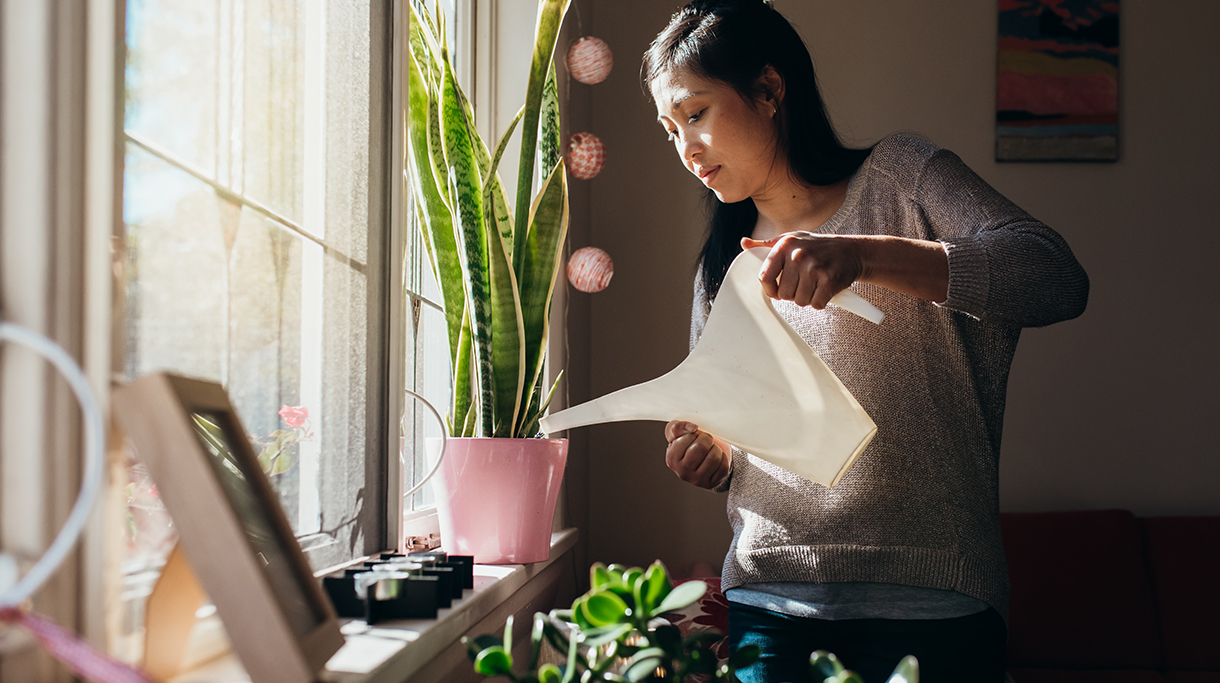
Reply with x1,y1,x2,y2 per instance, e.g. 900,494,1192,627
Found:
728,602,1007,683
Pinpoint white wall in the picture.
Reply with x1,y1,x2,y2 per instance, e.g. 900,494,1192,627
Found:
568,0,1220,575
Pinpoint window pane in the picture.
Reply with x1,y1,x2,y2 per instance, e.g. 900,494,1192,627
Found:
124,0,219,176
405,298,451,510
122,145,330,537
241,0,306,222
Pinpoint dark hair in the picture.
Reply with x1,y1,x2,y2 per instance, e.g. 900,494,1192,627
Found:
643,0,872,300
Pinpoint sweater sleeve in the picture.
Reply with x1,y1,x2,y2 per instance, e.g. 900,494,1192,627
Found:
915,148,1089,327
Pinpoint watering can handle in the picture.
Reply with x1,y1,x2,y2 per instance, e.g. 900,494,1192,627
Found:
401,389,448,499
828,289,884,325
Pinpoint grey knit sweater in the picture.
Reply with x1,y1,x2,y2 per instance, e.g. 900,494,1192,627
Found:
692,134,1089,621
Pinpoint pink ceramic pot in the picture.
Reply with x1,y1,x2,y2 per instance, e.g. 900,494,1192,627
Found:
426,437,568,564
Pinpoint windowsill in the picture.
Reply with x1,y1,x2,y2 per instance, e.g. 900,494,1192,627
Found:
167,528,579,683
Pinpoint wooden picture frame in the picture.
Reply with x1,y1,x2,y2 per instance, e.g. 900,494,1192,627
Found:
112,372,344,683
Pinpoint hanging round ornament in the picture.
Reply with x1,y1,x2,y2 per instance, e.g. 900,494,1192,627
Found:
566,36,614,85
567,247,614,293
568,132,606,180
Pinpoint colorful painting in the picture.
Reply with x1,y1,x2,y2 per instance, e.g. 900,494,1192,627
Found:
996,0,1119,161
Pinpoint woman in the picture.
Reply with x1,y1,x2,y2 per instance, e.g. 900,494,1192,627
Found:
644,1,1089,681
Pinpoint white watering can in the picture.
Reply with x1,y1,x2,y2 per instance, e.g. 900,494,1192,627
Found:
540,247,881,488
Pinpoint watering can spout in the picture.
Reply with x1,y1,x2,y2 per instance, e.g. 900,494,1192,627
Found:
539,376,680,434
537,396,609,433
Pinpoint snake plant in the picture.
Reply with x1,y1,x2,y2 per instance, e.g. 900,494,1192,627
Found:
407,0,570,438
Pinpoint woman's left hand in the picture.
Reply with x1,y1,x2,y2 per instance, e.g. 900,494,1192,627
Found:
741,233,866,309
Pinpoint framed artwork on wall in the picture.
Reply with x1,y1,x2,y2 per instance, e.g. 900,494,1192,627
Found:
112,373,344,683
996,0,1120,162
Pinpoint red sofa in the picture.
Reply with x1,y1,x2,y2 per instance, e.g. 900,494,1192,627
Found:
1002,510,1220,683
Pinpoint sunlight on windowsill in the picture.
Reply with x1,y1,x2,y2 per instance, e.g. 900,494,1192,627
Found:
167,529,578,683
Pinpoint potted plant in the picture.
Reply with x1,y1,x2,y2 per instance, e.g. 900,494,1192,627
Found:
406,0,572,563
461,561,920,682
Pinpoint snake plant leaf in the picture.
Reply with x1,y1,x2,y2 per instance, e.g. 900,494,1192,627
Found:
453,303,473,436
482,105,525,256
407,38,463,361
485,196,526,436
460,394,476,437
537,60,562,188
407,4,441,93
441,54,495,436
411,193,435,284
514,161,568,435
434,0,446,56
456,84,515,255
427,93,450,209
519,372,561,437
408,6,450,203
448,174,494,438
518,380,544,437
513,0,571,264
413,0,442,49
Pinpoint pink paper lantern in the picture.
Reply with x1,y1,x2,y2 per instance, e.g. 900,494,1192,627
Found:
568,132,605,180
567,247,614,293
566,36,614,85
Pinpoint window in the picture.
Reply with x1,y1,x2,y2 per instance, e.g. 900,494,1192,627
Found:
114,0,405,655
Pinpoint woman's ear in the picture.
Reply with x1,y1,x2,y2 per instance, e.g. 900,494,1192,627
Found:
757,66,786,112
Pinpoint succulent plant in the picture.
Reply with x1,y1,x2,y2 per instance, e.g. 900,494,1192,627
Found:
462,561,920,683
463,560,758,682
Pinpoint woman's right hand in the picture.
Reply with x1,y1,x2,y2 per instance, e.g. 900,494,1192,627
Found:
664,420,731,489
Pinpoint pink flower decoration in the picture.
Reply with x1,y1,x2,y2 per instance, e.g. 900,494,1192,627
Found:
279,405,308,428
568,132,606,180
566,36,613,85
567,246,614,293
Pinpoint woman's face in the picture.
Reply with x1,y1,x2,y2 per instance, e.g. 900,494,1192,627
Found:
651,68,783,204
